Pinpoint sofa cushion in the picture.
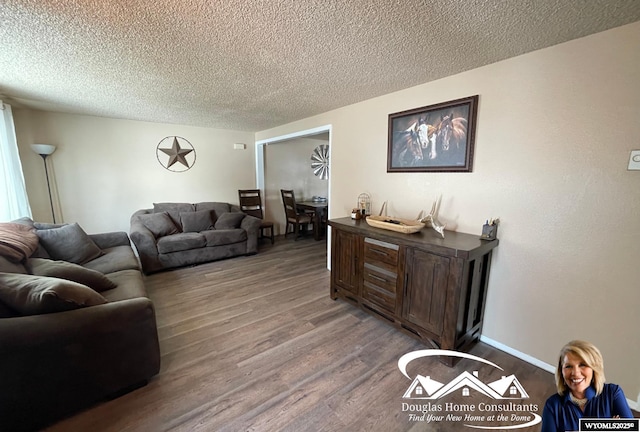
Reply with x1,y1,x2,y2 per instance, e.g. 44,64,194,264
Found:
27,258,117,292
180,209,214,233
103,269,147,301
0,223,39,263
201,229,247,246
214,212,246,230
36,223,104,264
157,233,206,254
0,273,108,316
138,212,180,238
194,202,230,223
83,245,140,274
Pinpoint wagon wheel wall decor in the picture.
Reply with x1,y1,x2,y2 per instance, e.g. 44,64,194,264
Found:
156,136,196,172
310,144,329,180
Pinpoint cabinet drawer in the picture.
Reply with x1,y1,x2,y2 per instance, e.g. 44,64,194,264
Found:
362,263,397,311
363,286,395,311
363,263,397,294
364,237,399,269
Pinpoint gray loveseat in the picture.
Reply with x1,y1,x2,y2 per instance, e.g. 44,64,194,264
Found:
130,202,262,274
0,218,161,432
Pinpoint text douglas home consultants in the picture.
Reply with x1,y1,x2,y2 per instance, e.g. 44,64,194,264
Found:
402,401,539,424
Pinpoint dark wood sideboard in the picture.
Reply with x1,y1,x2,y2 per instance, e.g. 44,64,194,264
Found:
328,217,499,366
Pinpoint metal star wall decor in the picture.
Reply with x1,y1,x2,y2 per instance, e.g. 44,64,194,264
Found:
156,136,196,172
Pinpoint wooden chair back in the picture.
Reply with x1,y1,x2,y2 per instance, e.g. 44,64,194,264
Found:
280,189,314,240
238,189,265,219
239,189,275,244
280,189,299,222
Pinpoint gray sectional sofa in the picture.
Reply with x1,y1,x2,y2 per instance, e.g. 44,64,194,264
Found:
130,202,262,274
0,218,161,432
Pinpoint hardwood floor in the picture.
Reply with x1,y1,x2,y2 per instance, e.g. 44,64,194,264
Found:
45,237,561,431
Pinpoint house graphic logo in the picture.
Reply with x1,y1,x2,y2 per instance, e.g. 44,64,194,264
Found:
398,349,541,429
403,370,529,400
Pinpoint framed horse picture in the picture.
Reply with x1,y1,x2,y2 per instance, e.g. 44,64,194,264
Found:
387,95,479,173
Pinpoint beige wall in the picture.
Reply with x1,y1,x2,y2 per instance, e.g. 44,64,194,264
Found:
257,22,640,403
14,110,256,233
263,137,329,235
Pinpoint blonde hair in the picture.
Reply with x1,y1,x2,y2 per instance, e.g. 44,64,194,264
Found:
555,340,606,396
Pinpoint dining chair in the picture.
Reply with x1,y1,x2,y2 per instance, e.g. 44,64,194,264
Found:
318,206,328,239
280,189,314,240
238,189,274,244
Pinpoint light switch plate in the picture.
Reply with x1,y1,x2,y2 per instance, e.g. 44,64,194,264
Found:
628,150,640,170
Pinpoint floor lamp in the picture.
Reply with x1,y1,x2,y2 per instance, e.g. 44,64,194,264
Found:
30,144,57,223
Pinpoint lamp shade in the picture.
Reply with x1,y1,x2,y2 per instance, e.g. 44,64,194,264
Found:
31,144,56,156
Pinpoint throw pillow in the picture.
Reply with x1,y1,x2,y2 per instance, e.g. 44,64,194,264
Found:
153,203,195,226
27,258,117,292
214,212,246,230
11,217,35,228
180,209,214,233
194,202,230,223
34,222,67,230
0,273,108,316
36,223,104,264
138,212,180,238
0,223,39,263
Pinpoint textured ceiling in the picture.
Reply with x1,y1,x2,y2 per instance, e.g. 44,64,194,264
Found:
1,0,639,132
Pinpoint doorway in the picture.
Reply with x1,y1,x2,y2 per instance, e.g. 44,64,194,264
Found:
255,125,331,243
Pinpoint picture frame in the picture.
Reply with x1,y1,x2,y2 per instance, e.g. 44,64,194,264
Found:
387,95,479,173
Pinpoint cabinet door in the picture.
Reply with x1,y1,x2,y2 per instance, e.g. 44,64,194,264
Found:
403,248,449,335
332,229,360,294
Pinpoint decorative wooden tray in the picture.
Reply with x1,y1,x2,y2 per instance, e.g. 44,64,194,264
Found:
365,215,425,234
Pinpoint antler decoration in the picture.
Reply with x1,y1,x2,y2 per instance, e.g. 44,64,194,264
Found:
420,196,446,238
378,201,387,216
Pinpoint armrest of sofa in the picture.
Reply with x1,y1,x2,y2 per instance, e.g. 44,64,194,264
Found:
90,231,131,249
241,214,262,254
0,297,157,351
129,218,162,274
0,298,161,430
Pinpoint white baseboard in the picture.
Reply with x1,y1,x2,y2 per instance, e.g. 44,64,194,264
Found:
479,335,639,412
480,335,555,373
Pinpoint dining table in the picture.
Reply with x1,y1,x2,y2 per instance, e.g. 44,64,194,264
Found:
296,200,328,241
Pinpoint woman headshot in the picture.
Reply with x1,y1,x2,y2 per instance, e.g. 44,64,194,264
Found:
542,340,634,432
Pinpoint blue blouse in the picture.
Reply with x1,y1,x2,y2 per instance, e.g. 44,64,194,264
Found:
541,383,633,432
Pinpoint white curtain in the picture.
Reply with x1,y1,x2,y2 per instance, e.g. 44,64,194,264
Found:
0,101,32,222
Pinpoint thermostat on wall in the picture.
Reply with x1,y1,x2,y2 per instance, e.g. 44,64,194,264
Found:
628,150,640,171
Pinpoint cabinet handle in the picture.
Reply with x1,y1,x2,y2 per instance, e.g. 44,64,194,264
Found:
368,273,387,283
401,272,409,316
